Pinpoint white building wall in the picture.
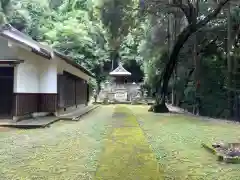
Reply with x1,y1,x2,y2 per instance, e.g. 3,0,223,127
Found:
14,48,40,93
39,58,57,93
56,56,90,81
12,47,90,94
13,48,57,93
0,37,18,59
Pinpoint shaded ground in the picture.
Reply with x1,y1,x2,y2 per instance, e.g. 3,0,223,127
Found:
1,105,240,180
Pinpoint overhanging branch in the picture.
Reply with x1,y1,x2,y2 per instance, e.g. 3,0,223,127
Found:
160,0,231,99
195,0,231,30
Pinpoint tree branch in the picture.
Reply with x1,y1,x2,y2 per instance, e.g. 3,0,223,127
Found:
168,0,197,24
169,2,191,23
198,36,219,55
195,0,231,30
232,24,240,48
160,0,231,101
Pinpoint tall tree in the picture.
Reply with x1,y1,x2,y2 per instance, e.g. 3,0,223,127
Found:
145,0,232,112
96,0,136,69
0,0,12,24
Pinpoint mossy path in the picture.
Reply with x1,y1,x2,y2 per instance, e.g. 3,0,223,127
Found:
95,106,162,180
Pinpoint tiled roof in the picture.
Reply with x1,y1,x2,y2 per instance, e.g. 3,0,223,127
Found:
109,63,131,76
0,24,94,78
0,24,52,59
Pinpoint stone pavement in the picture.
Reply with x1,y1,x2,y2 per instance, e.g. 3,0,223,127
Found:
0,116,59,128
58,105,99,121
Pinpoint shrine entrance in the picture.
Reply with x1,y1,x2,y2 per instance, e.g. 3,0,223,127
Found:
98,62,142,103
109,63,131,102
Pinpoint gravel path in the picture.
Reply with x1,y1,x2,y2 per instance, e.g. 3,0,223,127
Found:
167,104,240,124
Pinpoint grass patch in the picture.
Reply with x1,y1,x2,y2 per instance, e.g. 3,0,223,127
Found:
2,104,240,179
201,143,224,161
224,156,240,164
201,143,218,155
130,105,240,180
0,106,114,180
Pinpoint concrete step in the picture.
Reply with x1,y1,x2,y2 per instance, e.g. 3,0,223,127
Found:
57,105,99,121
0,105,100,129
0,116,59,129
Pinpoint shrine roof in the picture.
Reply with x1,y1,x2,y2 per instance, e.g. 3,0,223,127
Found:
109,63,131,76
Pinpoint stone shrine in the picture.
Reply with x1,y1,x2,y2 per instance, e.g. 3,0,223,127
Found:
98,63,142,103
109,63,131,102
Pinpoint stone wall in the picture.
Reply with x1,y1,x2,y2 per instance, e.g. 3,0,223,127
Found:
98,82,143,103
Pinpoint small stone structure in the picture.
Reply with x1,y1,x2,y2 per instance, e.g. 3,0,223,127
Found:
202,142,240,163
98,63,143,104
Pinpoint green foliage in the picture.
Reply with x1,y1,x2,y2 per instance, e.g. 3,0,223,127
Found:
0,0,11,24
47,10,110,84
88,78,97,96
9,0,50,38
97,0,135,39
143,49,168,91
96,0,138,67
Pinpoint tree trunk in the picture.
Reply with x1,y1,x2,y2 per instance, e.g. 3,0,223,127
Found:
178,68,195,106
148,94,169,113
160,27,193,103
171,14,177,106
97,80,101,95
111,50,120,70
151,0,230,113
150,27,194,113
193,0,200,115
227,3,234,117
168,0,176,105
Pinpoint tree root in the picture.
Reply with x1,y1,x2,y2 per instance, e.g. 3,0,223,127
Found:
148,103,169,113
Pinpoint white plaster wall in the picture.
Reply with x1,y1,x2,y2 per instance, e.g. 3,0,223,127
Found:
39,58,57,93
12,47,89,94
14,48,57,93
56,56,90,81
14,48,40,93
0,37,18,59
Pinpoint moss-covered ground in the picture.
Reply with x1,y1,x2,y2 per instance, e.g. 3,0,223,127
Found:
0,106,114,180
95,106,162,180
1,105,240,180
131,105,240,180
